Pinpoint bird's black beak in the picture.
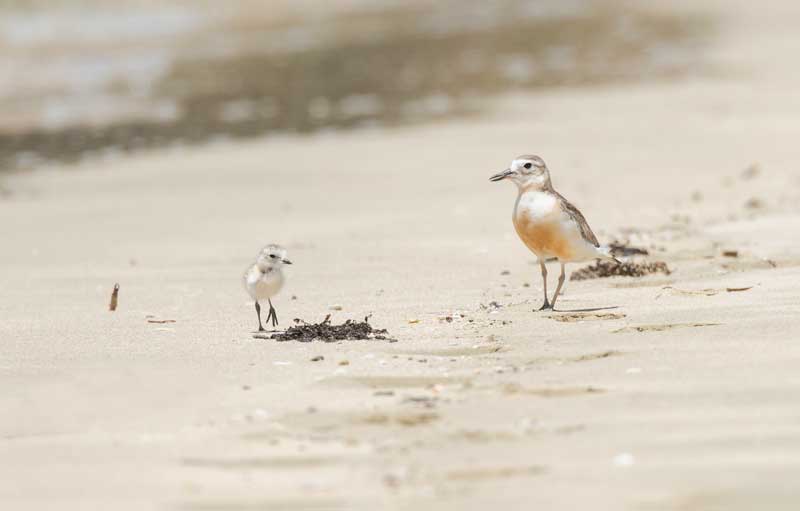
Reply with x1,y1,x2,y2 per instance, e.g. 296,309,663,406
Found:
489,169,513,182
282,259,293,265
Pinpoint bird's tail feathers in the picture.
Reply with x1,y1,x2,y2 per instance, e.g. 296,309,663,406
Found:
598,246,622,264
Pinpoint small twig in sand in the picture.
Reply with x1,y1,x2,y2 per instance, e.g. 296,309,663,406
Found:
109,284,119,311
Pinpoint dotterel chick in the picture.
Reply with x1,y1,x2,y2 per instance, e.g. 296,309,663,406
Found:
490,155,618,310
243,244,292,331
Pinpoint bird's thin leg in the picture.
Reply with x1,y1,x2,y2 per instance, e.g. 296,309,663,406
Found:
268,298,278,327
550,263,567,310
538,260,552,311
255,301,265,332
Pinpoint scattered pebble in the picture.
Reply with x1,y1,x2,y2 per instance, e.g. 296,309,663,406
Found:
741,163,761,180
722,250,739,258
339,360,350,366
500,270,511,275
744,197,764,209
329,305,343,311
310,355,324,362
252,408,269,420
613,453,635,467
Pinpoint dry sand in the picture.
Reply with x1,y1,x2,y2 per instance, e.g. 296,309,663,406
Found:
3,1,800,509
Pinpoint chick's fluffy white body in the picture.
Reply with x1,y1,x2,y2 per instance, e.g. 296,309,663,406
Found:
243,244,291,331
243,264,284,301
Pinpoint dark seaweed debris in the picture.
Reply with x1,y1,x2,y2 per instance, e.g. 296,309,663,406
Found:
270,316,395,342
608,242,650,257
571,260,671,281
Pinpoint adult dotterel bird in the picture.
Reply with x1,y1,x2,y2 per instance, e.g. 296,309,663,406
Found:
243,244,292,331
490,155,618,310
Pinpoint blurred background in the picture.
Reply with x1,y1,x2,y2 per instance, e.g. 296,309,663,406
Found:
0,0,707,175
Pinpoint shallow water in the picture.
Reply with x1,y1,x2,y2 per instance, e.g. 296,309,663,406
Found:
0,0,709,172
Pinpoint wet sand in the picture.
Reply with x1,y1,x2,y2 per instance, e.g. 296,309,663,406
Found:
3,1,800,510
0,0,702,172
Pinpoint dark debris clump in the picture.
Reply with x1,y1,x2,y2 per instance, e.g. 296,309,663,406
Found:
270,315,395,343
571,260,671,281
608,241,649,257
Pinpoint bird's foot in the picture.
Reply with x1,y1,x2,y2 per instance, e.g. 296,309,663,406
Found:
538,302,553,311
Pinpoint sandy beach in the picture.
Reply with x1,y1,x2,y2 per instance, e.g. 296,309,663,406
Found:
3,1,800,509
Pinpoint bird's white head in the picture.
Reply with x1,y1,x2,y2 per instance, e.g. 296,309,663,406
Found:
489,154,551,190
256,244,292,272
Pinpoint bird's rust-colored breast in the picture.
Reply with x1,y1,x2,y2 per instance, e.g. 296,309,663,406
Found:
513,214,574,260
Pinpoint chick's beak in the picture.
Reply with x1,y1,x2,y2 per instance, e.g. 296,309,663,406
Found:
282,259,293,265
489,169,513,182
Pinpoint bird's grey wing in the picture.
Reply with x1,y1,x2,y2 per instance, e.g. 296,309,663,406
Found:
555,192,600,247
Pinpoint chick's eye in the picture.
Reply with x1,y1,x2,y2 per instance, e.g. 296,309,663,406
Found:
523,163,532,169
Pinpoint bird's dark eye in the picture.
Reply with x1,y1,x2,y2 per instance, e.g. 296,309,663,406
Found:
524,163,532,169
270,254,277,259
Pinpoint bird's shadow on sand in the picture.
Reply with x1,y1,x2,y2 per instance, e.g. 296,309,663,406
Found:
551,306,621,313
